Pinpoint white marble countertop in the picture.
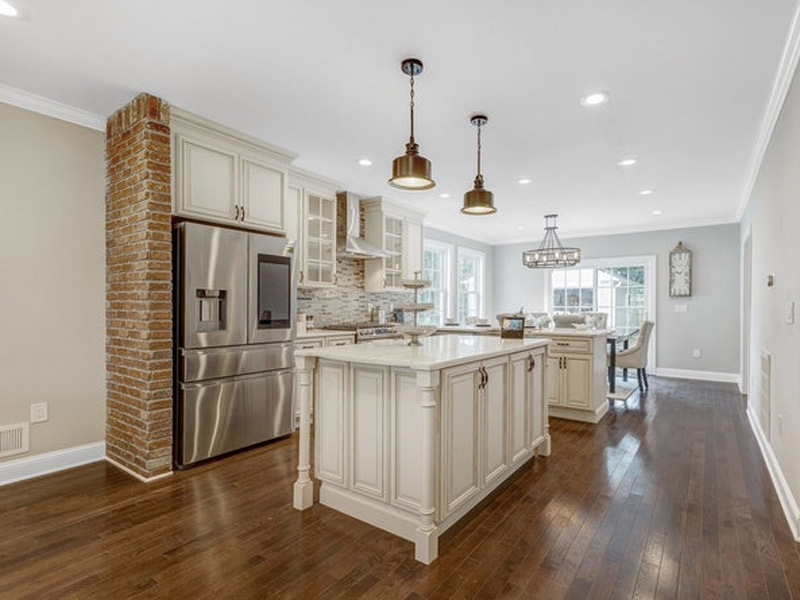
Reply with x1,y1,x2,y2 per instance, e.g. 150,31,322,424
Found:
296,330,356,339
437,325,501,334
295,335,550,370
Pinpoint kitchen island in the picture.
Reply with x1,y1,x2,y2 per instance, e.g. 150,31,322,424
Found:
292,335,551,564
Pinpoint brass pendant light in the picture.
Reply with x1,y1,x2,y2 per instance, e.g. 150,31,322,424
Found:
461,114,496,215
389,58,435,191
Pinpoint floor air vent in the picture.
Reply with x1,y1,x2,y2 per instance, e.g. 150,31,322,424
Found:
760,350,772,441
0,422,30,458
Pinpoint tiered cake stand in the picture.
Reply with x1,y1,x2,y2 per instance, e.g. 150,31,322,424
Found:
397,272,437,346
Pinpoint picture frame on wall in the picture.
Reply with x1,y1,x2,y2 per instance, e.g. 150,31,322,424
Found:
669,241,692,297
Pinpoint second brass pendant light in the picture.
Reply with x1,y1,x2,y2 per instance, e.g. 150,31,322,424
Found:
461,114,496,215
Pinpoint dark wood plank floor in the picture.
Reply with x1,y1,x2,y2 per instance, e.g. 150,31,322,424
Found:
2,377,799,599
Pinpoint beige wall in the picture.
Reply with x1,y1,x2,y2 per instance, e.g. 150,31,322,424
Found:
741,58,800,533
0,102,105,461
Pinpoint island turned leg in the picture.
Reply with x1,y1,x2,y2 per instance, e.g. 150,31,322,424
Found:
415,370,440,564
293,356,316,510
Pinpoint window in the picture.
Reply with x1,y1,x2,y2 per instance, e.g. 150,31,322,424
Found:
418,242,451,326
457,249,486,324
548,256,654,335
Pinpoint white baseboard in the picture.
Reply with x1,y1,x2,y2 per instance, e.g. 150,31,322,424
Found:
0,442,106,486
105,456,173,483
746,408,800,541
654,368,740,384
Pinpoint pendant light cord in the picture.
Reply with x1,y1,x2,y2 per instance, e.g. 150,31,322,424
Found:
476,123,482,176
409,72,415,143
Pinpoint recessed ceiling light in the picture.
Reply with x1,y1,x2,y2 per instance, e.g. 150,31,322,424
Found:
652,209,663,216
517,226,525,230
639,189,654,196
357,158,372,167
580,92,609,107
439,193,451,199
0,0,19,17
617,158,637,167
518,178,532,185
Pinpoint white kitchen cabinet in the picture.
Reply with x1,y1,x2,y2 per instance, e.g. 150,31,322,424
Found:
510,350,545,464
288,168,340,289
362,197,425,292
528,331,608,423
481,356,509,486
171,108,294,233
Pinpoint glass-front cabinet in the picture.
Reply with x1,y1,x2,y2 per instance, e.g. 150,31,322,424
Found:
286,168,340,289
363,197,425,292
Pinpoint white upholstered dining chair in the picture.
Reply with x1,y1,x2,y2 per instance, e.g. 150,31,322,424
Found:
613,320,655,392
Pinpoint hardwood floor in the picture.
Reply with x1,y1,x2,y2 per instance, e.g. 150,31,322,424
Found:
1,377,799,599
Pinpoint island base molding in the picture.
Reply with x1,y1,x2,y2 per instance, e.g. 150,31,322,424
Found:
319,443,546,564
549,401,609,424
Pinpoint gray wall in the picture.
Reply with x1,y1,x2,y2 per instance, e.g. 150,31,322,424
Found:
0,102,106,463
740,57,800,515
493,224,740,374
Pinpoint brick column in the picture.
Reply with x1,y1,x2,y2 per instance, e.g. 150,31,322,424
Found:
105,93,173,480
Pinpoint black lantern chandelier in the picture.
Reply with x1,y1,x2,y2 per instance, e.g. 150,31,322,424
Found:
461,114,496,215
389,58,435,191
522,214,581,268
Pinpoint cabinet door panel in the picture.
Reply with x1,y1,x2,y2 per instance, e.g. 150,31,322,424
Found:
179,136,237,220
441,366,480,517
482,359,509,485
564,355,592,409
352,366,387,499
546,356,563,406
403,219,423,280
392,371,423,511
315,361,346,485
509,355,529,463
242,158,284,232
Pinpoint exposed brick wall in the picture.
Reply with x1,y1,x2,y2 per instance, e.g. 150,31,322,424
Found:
105,93,173,479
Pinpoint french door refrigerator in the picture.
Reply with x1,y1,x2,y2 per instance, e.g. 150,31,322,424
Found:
174,222,295,467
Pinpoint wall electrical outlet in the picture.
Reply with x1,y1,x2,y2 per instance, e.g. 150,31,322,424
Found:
30,402,48,424
692,348,702,359
674,304,688,313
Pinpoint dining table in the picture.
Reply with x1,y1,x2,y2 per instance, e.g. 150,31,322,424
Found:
607,327,640,393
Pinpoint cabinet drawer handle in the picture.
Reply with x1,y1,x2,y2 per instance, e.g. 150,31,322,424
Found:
235,205,240,220
528,355,535,372
299,270,304,283
241,205,245,221
557,342,568,346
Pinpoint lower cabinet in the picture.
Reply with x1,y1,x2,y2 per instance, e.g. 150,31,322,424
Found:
548,354,591,409
440,348,546,520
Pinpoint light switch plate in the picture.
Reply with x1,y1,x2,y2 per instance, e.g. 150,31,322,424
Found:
30,402,48,423
786,301,795,324
674,304,688,313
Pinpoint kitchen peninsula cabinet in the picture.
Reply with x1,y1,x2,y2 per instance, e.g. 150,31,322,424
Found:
171,108,295,233
362,197,424,291
293,335,550,564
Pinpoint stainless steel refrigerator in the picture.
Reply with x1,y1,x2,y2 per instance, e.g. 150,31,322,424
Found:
174,222,295,467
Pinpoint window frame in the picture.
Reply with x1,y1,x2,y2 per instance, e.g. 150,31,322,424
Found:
419,240,453,326
543,254,657,371
457,247,487,323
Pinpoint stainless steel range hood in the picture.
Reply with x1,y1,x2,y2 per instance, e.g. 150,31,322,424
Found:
337,191,391,259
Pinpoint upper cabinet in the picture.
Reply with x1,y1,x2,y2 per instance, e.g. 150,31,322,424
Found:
363,198,425,292
171,108,296,233
287,167,341,288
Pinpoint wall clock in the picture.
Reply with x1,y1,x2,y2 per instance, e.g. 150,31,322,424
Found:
669,241,692,297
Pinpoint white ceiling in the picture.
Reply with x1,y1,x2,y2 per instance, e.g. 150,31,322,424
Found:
1,0,797,243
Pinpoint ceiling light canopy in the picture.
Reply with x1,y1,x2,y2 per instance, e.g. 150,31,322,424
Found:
522,214,581,268
461,114,496,215
580,92,609,107
0,0,18,17
389,58,435,191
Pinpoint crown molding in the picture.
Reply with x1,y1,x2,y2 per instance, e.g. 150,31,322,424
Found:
0,82,106,131
737,3,800,220
489,215,739,247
